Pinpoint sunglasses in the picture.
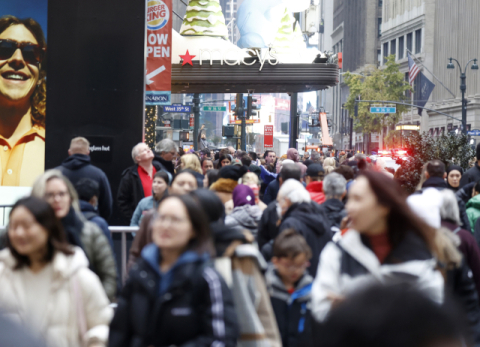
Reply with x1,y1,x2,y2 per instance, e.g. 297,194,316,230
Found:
0,39,46,65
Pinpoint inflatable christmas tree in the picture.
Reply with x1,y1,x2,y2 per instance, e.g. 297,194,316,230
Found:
272,9,306,54
180,0,228,39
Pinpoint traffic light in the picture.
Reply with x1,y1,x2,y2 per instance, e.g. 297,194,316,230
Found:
235,93,244,118
247,95,261,119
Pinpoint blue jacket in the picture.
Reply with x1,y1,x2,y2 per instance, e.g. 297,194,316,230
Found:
57,154,113,220
130,196,160,226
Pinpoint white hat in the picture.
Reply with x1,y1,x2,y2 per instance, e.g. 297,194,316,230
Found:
407,188,443,229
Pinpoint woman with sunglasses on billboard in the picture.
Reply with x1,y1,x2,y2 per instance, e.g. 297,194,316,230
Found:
0,16,46,186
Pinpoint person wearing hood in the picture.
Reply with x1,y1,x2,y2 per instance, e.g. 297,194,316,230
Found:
192,190,282,347
276,179,332,277
447,165,464,192
467,180,480,232
57,137,113,220
312,171,444,324
287,148,307,178
319,173,347,230
210,165,248,215
225,185,263,237
31,170,118,302
460,143,480,188
267,229,314,347
154,138,177,177
418,160,471,230
305,164,326,204
109,195,238,347
130,171,169,226
0,196,112,347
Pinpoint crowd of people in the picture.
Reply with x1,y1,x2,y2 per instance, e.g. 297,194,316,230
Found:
3,136,480,347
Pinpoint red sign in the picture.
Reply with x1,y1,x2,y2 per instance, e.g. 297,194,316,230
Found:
264,125,274,148
145,0,172,105
189,114,194,128
275,98,291,111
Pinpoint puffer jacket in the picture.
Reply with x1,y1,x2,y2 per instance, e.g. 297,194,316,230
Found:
0,247,113,347
80,220,118,302
225,204,263,237
311,230,444,323
279,202,332,276
109,244,238,347
467,195,480,232
266,266,313,347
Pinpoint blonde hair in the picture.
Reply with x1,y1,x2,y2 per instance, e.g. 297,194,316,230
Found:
325,166,335,175
181,154,202,174
241,172,259,186
69,137,90,155
324,157,336,168
31,169,80,212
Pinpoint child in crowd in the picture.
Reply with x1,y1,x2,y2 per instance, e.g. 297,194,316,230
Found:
266,229,314,347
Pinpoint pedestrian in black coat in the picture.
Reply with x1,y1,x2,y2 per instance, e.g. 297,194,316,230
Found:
57,137,113,220
109,195,238,347
460,144,480,188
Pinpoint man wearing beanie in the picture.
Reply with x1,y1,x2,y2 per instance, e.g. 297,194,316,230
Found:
460,143,480,188
225,184,263,237
210,165,248,214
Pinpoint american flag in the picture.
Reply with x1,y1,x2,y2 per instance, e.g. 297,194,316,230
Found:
408,53,420,86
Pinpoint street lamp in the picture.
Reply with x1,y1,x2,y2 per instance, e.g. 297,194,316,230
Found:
446,57,478,134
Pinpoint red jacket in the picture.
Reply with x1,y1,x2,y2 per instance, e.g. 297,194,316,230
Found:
306,181,326,204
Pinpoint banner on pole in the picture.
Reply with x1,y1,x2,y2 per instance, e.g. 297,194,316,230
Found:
145,0,172,105
264,125,274,148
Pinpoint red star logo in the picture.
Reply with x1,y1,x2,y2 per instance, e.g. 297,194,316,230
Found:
180,50,195,66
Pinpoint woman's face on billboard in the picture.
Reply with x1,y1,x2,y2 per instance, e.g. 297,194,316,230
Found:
0,25,40,106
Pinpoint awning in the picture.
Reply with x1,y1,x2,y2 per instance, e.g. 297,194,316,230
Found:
171,61,339,94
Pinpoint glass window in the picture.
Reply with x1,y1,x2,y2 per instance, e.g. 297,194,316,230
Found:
383,42,388,64
398,36,404,59
378,18,382,37
379,0,383,6
377,49,382,65
390,39,396,56
415,29,422,53
406,33,413,53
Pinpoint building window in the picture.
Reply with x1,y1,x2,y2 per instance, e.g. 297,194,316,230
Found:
441,127,445,135
383,42,388,64
415,29,422,53
377,49,382,65
398,36,404,59
406,32,413,53
429,128,433,136
390,39,396,57
379,0,383,6
378,18,382,37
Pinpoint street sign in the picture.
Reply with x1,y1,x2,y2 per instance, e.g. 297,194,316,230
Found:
163,105,192,113
203,106,227,112
370,107,396,113
468,129,480,136
264,125,274,148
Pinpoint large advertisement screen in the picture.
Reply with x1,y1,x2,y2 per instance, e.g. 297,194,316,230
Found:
0,0,47,187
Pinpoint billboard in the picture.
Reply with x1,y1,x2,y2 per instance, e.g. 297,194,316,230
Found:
145,0,172,105
264,125,274,148
0,0,48,186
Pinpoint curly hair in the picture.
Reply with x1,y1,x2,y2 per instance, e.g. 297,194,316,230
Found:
0,16,47,127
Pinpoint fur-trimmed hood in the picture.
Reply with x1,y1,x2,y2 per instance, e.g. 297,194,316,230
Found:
209,178,238,194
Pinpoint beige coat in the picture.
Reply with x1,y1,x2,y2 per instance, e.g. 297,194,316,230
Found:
0,247,113,347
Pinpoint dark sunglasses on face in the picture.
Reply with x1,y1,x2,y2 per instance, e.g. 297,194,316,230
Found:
0,39,46,65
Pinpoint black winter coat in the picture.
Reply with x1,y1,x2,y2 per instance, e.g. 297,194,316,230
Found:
461,163,480,188
57,154,113,220
117,162,163,224
279,202,332,276
318,198,347,230
153,154,176,177
257,201,280,250
109,251,238,347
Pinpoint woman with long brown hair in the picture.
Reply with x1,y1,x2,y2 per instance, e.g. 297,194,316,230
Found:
311,170,444,323
0,16,47,186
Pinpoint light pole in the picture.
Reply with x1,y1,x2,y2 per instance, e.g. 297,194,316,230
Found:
447,57,479,134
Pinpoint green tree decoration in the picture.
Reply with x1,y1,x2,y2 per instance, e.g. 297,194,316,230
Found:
272,9,305,54
180,0,228,39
